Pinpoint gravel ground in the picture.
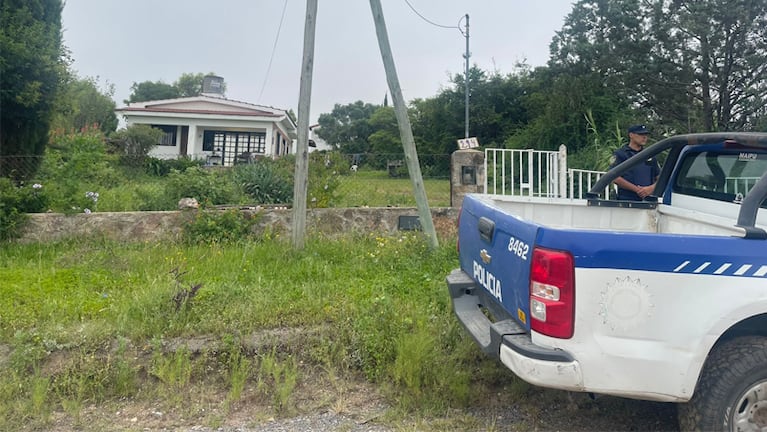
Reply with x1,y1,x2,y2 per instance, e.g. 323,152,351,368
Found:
69,395,678,432
186,412,393,432
28,332,681,432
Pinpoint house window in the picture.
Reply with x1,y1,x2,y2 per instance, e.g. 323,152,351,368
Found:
202,131,215,151
152,125,177,146
201,131,266,153
233,132,266,154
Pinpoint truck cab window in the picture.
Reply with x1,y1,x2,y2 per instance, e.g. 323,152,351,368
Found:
674,151,767,204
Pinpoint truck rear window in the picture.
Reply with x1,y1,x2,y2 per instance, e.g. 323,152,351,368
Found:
673,151,767,204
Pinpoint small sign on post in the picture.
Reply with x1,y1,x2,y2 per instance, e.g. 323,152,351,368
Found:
457,137,479,150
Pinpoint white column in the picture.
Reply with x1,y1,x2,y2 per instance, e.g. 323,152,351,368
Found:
189,124,198,157
264,126,274,158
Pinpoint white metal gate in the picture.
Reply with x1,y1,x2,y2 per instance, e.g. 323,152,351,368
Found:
484,146,567,198
484,145,613,199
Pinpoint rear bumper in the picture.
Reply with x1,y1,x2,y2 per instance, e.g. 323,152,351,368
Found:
447,269,584,390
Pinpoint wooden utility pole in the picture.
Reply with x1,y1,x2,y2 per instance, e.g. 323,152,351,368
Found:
291,0,318,249
369,0,439,249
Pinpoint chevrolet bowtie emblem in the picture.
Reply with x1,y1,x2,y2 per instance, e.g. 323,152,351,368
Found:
480,249,492,264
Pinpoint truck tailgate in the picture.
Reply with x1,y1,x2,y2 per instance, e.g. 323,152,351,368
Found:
458,194,539,330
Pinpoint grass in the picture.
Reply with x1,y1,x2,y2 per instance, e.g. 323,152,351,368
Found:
0,232,504,430
62,168,451,212
334,170,451,208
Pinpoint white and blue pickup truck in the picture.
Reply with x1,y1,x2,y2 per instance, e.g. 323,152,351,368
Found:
448,133,767,431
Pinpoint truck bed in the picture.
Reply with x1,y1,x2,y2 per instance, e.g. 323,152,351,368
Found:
475,193,766,237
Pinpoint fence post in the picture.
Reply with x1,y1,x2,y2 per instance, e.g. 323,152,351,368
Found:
483,149,489,195
558,144,568,198
526,149,533,197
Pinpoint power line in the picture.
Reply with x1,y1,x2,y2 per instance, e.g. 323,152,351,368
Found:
258,0,289,102
403,0,460,30
402,0,469,137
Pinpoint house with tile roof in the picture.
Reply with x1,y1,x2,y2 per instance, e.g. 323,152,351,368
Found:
115,90,297,166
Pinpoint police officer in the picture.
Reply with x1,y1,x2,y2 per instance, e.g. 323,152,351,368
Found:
610,124,660,201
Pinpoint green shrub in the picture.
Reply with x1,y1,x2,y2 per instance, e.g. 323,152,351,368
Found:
568,110,624,171
4,180,49,214
108,124,163,168
165,166,236,207
38,127,121,212
0,187,26,241
307,152,343,208
232,160,293,204
0,179,50,241
233,152,344,207
144,156,204,177
133,182,173,211
182,209,261,244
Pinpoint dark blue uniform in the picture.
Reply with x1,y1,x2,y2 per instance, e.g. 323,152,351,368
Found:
610,145,660,201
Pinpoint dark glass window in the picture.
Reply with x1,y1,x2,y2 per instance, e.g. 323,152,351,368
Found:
674,150,767,203
152,125,177,146
202,131,215,151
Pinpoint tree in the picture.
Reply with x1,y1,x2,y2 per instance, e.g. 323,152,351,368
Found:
507,66,633,155
0,0,66,178
315,101,379,154
650,0,767,131
410,65,540,156
174,73,205,98
550,0,767,132
175,72,224,97
51,74,118,134
126,72,224,103
125,81,179,104
367,106,401,167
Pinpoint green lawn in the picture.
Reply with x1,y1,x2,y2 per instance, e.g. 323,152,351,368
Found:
335,170,450,207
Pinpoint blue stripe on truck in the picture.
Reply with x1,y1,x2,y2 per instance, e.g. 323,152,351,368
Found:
535,229,767,278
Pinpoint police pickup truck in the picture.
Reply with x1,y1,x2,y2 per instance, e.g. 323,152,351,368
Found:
448,133,767,431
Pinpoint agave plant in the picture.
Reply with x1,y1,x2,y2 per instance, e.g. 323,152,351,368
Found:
233,161,293,205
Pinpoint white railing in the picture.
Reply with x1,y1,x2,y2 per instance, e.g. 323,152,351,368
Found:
485,146,567,198
484,145,614,199
725,177,761,195
569,168,613,199
482,147,761,200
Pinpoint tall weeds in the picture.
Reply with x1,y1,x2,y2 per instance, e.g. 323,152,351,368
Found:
0,232,469,428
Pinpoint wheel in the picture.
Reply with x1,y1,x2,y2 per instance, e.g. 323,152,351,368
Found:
679,336,767,431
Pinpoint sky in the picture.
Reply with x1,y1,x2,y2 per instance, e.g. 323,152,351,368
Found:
61,0,575,124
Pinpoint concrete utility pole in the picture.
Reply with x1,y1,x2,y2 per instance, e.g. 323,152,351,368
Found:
369,0,439,249
291,0,318,250
463,14,470,138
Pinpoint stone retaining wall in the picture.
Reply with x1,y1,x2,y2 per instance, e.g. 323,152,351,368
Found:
18,207,458,243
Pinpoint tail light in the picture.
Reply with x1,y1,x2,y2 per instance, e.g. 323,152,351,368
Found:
529,246,575,339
